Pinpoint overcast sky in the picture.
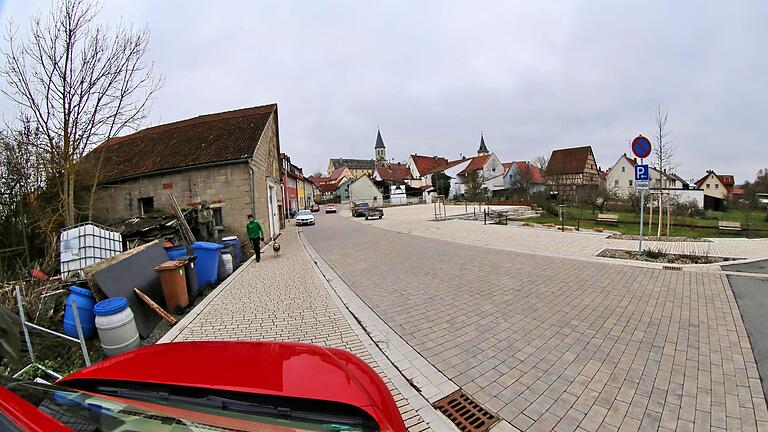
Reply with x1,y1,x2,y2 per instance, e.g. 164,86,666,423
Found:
1,1,766,183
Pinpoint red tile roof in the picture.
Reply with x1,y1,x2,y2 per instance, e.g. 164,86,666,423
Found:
458,154,491,175
546,146,595,175
86,104,277,182
424,158,468,175
410,154,449,177
506,161,544,184
329,167,349,181
375,163,413,183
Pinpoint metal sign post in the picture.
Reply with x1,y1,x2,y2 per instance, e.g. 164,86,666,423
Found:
631,135,653,252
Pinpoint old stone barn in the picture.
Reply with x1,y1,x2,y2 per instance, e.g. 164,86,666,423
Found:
545,145,601,201
85,103,284,243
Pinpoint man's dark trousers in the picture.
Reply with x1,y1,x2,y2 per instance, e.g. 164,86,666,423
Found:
250,238,261,262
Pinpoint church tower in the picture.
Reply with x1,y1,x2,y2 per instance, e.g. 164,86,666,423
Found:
375,128,386,162
477,133,489,156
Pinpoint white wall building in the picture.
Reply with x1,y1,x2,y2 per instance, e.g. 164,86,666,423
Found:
606,155,683,197
348,175,383,205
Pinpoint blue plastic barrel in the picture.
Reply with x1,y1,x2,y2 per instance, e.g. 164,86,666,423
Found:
165,245,186,260
191,241,222,287
63,286,97,339
221,236,241,268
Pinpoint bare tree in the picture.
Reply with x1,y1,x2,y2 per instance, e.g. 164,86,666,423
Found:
652,105,678,236
508,162,535,199
532,154,550,173
653,105,678,182
462,171,487,200
1,0,162,226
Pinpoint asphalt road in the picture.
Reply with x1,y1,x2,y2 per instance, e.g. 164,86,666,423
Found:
728,274,768,399
724,259,768,274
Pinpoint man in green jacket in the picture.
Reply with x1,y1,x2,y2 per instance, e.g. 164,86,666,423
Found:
246,214,264,262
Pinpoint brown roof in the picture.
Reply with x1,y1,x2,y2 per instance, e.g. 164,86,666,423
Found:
375,163,412,183
410,154,448,177
459,155,491,175
85,104,277,182
546,146,595,175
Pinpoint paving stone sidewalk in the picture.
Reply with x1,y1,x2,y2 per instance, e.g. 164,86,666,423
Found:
360,205,768,260
305,210,768,432
159,227,430,431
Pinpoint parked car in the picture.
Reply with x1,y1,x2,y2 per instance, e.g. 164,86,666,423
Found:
295,209,315,225
326,204,337,213
352,202,370,217
365,207,384,220
0,341,406,431
310,204,320,212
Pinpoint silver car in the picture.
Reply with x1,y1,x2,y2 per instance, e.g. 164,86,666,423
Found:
295,209,315,226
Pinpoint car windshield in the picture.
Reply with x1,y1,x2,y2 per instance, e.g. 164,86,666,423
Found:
356,203,369,208
2,377,376,432
297,210,312,216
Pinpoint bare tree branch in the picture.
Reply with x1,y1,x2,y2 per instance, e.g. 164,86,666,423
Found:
0,0,163,226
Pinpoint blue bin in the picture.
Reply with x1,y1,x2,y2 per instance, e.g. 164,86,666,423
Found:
191,241,222,287
63,286,97,339
221,236,241,268
165,245,186,260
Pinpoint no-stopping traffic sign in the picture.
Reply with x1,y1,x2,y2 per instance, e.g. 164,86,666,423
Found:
631,135,652,159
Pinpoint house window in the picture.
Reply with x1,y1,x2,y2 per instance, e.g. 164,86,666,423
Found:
706,184,710,189
614,180,619,187
138,197,154,215
212,207,224,227
628,180,633,187
621,166,625,173
715,184,719,189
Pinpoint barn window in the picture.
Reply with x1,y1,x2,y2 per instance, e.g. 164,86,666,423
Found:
212,207,224,227
138,197,154,215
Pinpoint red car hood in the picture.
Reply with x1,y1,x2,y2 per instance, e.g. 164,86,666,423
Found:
57,341,405,431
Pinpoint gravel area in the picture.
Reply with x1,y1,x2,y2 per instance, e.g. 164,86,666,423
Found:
598,248,739,264
608,234,712,242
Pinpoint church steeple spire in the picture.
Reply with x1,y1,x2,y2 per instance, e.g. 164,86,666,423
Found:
375,128,386,162
477,132,489,155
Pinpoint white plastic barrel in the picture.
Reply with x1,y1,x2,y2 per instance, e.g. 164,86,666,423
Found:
94,297,141,357
218,252,233,281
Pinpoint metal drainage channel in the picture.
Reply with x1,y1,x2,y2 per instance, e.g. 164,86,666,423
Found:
433,390,499,432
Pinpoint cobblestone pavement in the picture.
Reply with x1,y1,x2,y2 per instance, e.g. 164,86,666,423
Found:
303,210,768,431
362,205,768,260
160,227,431,431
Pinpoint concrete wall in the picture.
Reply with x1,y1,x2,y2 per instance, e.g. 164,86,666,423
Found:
93,112,283,243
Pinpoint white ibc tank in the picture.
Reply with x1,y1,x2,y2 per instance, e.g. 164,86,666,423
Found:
94,297,140,357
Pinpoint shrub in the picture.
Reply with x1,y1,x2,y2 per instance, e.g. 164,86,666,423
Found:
642,248,667,259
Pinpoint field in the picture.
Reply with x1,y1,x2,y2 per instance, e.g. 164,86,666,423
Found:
529,207,768,238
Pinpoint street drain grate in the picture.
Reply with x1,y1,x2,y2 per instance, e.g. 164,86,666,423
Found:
433,390,499,432
662,265,683,271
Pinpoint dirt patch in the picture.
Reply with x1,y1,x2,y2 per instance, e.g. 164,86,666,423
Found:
598,248,740,264
608,234,712,243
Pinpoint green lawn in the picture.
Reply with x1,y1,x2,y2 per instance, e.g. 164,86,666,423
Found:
526,207,768,238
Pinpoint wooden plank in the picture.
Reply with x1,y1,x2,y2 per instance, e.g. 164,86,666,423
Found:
134,288,177,325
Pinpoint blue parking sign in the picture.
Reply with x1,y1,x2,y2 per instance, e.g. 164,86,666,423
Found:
635,164,649,181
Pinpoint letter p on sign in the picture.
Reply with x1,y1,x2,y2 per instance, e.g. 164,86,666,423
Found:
635,164,649,181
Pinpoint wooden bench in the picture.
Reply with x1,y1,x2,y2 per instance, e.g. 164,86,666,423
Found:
596,214,619,224
718,221,742,231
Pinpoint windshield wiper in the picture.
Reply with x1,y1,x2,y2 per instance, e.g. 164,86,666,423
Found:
95,386,365,426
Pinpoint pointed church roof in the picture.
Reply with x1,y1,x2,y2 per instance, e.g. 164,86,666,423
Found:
375,129,386,149
478,133,488,154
